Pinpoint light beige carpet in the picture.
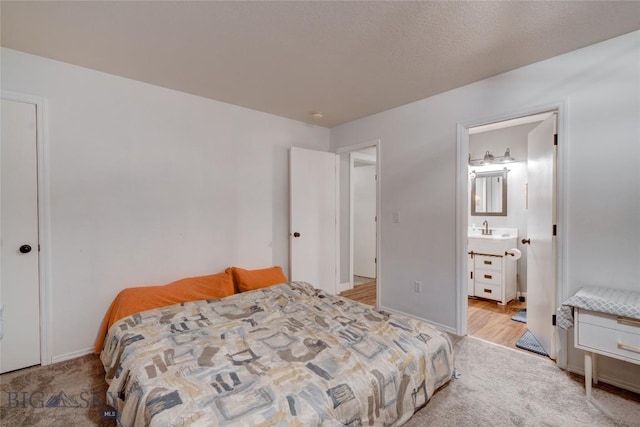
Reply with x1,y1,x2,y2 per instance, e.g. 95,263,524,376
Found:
406,336,640,426
1,336,638,426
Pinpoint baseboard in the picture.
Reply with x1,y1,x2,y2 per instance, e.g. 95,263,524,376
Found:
567,363,640,394
337,282,352,293
51,347,94,364
378,305,457,335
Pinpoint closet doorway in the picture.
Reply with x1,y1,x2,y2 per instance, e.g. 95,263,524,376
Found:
463,110,559,360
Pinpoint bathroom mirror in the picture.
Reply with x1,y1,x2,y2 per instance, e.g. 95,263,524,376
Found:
470,168,507,216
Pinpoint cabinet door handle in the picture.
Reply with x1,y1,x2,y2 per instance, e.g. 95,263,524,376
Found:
483,260,492,265
483,288,492,293
617,342,640,354
484,274,492,279
617,316,640,327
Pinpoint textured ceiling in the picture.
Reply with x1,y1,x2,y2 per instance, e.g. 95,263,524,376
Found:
2,1,639,127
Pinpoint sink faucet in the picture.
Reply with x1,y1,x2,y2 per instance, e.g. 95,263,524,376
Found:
482,220,491,235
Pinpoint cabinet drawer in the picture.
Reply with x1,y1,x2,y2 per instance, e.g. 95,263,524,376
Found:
577,321,640,363
475,283,501,301
474,269,502,286
475,255,501,271
577,310,640,336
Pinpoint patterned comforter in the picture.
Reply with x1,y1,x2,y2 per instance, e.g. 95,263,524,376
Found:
101,282,454,426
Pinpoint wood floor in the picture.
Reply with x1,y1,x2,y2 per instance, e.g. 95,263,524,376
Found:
467,297,535,355
339,281,376,306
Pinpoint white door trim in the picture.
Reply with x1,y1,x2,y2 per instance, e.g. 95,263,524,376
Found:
455,100,568,364
335,139,381,306
1,90,52,366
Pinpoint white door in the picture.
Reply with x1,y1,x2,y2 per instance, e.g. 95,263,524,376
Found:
526,114,557,359
1,98,41,373
353,164,376,278
289,147,336,294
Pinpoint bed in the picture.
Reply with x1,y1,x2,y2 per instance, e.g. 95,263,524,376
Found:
101,281,454,426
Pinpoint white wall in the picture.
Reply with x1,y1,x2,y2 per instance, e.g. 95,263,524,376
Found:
1,48,330,360
331,31,640,387
469,122,540,293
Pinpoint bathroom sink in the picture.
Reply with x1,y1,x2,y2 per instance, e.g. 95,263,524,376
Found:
469,236,517,255
468,233,513,239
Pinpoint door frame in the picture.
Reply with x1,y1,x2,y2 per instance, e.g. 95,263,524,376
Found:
335,139,381,306
455,100,569,365
1,90,52,366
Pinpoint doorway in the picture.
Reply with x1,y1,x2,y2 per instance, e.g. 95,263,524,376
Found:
289,142,380,303
336,143,379,307
463,110,559,359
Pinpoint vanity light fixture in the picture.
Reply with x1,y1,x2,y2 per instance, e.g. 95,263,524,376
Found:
498,147,515,163
468,147,516,166
482,150,494,164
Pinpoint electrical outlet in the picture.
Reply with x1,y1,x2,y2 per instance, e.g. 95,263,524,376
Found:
414,281,422,293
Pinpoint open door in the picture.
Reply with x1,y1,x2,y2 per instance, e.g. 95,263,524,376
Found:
289,147,337,294
525,114,557,359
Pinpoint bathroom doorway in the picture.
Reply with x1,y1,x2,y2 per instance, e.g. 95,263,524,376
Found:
463,110,559,359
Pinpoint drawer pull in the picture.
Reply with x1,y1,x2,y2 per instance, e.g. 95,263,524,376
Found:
483,260,492,265
483,288,492,294
484,274,492,279
617,316,640,327
617,342,640,354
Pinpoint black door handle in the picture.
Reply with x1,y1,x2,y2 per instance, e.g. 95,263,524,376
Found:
293,232,301,238
521,238,530,245
19,244,32,254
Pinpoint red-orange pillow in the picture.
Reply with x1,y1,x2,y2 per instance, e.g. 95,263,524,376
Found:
227,266,287,293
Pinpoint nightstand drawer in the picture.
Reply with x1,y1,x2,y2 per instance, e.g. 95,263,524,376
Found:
475,283,501,301
577,321,640,362
578,310,640,335
475,255,501,271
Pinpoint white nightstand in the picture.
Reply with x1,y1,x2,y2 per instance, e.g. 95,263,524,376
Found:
574,307,640,399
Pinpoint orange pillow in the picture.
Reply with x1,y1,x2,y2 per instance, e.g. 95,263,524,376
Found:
165,272,235,299
227,266,287,292
95,271,234,353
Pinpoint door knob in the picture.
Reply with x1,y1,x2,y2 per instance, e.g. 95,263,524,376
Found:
293,232,301,238
521,238,530,245
19,244,32,254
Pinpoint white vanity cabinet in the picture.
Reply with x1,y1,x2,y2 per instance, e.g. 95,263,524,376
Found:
468,231,517,305
469,253,517,305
